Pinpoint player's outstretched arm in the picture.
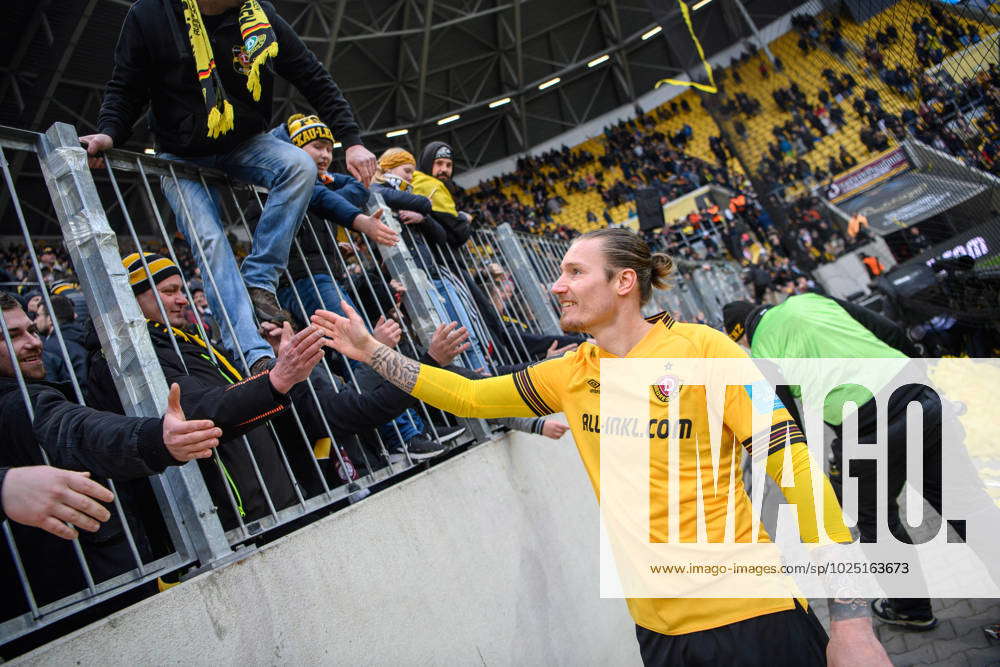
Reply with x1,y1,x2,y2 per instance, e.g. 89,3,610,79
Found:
311,303,419,390
311,303,539,418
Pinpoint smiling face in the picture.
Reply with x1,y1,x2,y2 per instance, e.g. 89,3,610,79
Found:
302,138,334,177
136,275,189,328
0,305,45,380
551,238,623,334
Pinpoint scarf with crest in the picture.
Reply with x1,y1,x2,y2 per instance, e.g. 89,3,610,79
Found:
180,0,279,138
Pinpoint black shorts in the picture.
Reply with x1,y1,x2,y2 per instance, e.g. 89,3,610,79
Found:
635,601,828,666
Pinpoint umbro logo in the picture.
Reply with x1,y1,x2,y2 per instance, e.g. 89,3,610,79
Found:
586,378,600,394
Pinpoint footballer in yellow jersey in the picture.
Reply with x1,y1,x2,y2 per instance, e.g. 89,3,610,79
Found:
313,229,889,666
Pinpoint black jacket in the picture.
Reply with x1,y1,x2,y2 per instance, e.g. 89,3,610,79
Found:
42,320,89,386
87,322,297,528
86,321,419,522
0,376,173,619
0,377,173,478
98,0,362,156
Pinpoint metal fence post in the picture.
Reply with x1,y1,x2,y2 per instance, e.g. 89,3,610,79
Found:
35,122,239,570
367,192,445,344
368,192,492,443
494,223,562,335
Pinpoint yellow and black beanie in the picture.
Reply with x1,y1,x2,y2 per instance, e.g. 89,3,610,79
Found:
50,279,80,295
122,252,181,294
287,113,334,148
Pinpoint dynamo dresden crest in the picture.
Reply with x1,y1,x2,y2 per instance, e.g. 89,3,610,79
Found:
651,374,680,403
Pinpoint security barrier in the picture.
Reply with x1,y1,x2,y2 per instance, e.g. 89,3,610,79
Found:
0,121,748,648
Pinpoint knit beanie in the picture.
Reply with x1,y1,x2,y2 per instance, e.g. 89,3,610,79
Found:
50,279,80,295
286,113,334,148
378,148,416,172
122,252,181,294
723,300,758,342
418,141,454,174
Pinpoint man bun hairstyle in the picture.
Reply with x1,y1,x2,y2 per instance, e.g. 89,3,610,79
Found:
578,228,674,305
650,253,673,293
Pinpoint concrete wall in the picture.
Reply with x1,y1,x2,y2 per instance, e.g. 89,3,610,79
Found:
18,429,641,667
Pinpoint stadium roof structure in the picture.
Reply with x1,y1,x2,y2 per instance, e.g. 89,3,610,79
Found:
3,0,802,172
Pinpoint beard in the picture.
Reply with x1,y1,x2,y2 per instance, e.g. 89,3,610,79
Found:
23,363,45,380
11,355,46,381
559,312,588,334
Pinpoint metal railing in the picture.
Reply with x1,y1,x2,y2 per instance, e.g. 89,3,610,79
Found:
0,121,748,648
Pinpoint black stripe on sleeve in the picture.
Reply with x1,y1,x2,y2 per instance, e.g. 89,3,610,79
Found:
513,369,553,416
741,420,806,455
767,420,807,455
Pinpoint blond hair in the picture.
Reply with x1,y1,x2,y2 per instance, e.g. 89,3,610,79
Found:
575,228,673,304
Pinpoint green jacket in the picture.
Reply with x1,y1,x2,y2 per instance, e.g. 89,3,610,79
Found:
749,293,912,425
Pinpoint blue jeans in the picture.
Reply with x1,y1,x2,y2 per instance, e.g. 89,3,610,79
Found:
277,273,353,327
279,274,425,449
379,409,424,449
431,276,489,371
160,132,316,369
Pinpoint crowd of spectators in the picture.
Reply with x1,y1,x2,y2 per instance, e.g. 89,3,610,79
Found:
6,0,998,651
1,125,582,649
722,7,1000,196
0,0,585,648
460,104,743,236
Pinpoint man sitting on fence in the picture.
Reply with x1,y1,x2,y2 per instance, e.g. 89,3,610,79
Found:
80,0,377,376
410,142,493,371
0,291,222,618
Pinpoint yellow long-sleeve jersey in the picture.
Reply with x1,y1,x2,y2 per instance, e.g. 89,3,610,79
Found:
409,312,850,635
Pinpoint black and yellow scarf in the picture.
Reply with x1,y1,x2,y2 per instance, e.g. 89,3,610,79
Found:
147,319,247,517
180,0,279,138
149,319,243,382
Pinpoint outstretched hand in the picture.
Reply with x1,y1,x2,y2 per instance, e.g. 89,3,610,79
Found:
311,301,379,363
427,321,470,366
1,466,115,540
373,315,402,348
541,421,570,439
163,383,223,462
269,323,326,394
354,209,399,246
546,340,578,358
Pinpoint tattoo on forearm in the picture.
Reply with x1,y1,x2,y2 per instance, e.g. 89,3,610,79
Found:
369,343,420,393
829,597,870,621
